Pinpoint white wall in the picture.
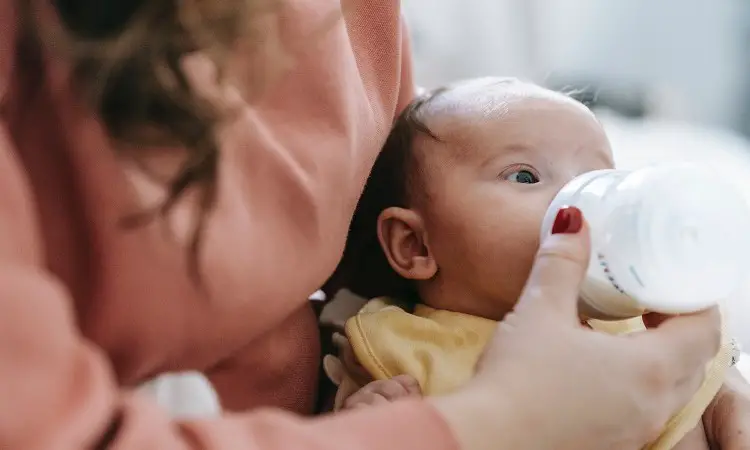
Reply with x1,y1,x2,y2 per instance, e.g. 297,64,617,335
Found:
405,0,750,132
403,0,537,88
533,0,747,129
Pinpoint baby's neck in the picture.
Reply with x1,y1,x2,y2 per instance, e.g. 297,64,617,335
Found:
417,282,512,322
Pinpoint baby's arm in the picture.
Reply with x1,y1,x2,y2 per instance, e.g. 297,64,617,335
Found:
669,422,711,450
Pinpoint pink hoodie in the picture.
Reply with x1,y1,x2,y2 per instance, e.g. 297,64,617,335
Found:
0,0,459,448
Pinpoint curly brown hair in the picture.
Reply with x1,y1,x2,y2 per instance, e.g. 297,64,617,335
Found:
18,0,277,279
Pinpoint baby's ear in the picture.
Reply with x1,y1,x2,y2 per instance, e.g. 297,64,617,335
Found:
377,207,437,281
323,355,344,386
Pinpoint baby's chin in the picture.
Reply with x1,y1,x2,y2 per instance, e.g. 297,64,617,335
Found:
467,301,517,323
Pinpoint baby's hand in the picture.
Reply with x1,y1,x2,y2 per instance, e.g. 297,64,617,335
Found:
342,375,422,410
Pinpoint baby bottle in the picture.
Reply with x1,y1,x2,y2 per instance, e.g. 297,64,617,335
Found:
540,163,750,320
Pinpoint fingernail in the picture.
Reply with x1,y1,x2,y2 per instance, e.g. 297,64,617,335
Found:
551,206,583,234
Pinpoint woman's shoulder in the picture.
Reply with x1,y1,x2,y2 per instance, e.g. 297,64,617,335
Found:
224,0,413,161
208,0,415,322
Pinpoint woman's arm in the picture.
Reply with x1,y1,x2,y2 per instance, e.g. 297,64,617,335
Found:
703,366,750,448
204,11,416,413
670,425,710,450
0,120,458,450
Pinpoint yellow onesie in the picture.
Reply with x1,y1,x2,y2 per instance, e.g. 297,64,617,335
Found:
344,297,733,450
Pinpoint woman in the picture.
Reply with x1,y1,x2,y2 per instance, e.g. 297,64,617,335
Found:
0,0,747,448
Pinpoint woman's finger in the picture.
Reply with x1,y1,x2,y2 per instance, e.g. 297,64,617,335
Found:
637,307,722,378
668,369,708,417
516,206,590,322
371,380,409,400
642,313,669,329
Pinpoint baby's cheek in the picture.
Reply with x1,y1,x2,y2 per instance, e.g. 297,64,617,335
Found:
426,195,541,285
476,228,540,302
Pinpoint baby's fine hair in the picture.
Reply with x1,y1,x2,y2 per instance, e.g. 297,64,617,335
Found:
325,77,533,300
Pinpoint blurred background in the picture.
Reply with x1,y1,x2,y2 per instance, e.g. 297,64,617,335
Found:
404,0,750,345
404,0,750,132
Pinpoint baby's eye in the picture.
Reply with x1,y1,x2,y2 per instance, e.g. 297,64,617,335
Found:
504,169,539,184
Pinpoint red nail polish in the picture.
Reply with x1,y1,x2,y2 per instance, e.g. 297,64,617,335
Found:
551,206,583,234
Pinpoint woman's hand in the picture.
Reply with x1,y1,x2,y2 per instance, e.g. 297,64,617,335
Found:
703,367,750,449
431,207,722,450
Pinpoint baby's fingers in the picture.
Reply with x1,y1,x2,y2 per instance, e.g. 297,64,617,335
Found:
344,392,390,409
343,376,423,410
366,376,421,400
388,375,422,397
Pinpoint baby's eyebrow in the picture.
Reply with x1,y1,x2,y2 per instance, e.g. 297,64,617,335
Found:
497,144,534,155
473,144,533,168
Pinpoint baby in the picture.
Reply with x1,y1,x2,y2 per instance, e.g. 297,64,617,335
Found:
324,78,732,449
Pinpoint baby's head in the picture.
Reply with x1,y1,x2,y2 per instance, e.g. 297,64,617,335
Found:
339,78,614,320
